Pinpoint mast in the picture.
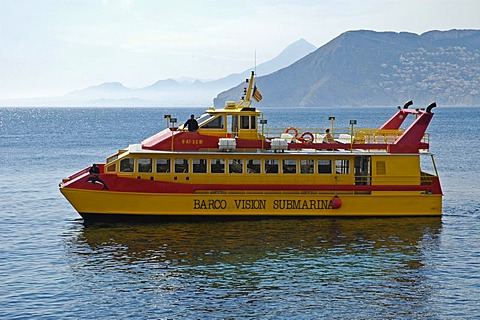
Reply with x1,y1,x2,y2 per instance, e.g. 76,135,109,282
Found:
234,71,257,109
244,71,255,105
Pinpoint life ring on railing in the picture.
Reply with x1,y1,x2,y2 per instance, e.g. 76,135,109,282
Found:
285,127,299,138
300,132,314,144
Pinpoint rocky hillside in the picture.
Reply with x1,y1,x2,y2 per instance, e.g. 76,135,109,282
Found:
215,29,480,107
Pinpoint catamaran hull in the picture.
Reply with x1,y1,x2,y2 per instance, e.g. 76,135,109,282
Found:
60,188,442,222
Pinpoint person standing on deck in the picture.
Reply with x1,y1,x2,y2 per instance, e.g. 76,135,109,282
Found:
184,114,199,132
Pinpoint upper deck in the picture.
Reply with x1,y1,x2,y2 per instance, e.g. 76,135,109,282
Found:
140,72,436,155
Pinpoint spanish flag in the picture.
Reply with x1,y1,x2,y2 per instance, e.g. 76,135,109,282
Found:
252,85,263,102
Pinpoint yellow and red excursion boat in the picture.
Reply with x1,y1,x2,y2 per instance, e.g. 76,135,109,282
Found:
60,72,442,221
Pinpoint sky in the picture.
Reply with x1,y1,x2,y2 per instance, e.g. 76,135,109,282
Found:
1,0,479,99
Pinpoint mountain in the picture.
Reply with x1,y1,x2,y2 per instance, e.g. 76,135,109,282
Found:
67,82,133,99
142,79,183,90
260,38,319,74
59,39,316,107
0,38,316,107
215,29,480,108
207,39,317,89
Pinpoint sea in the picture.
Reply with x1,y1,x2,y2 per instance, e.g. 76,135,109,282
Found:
1,105,479,319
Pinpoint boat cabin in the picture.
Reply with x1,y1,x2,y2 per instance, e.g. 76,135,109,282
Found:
178,103,262,141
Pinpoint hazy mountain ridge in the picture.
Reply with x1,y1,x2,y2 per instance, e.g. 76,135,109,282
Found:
0,39,316,107
3,31,480,108
215,29,480,108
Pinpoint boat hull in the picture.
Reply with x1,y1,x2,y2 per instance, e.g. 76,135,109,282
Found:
60,188,442,221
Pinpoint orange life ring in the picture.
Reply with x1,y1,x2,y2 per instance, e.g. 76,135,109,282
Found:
300,132,314,144
285,127,299,137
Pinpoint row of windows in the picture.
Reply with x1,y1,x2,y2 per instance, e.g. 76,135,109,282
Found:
108,157,351,175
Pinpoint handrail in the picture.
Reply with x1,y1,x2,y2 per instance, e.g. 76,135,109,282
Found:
262,127,430,145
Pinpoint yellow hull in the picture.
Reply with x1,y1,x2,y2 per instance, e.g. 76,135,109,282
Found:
61,188,442,219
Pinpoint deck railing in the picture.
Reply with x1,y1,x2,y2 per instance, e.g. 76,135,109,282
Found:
263,127,404,143
262,127,429,148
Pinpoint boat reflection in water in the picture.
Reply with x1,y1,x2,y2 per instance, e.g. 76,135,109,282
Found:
64,217,442,317
67,217,442,269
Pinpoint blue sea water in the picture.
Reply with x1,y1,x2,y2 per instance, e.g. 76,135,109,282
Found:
1,106,479,319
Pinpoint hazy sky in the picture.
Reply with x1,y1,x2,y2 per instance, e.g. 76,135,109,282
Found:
1,0,479,99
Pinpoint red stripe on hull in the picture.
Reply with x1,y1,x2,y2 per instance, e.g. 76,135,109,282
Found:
63,173,442,195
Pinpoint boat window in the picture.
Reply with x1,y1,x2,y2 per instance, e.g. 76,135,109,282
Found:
354,156,371,185
211,158,225,173
202,115,224,129
106,154,118,163
282,159,297,174
300,159,314,174
106,163,116,172
120,158,135,172
229,159,243,174
197,113,214,125
247,159,261,174
174,159,189,173
318,159,332,174
420,155,438,185
156,158,170,173
335,159,350,174
265,159,279,174
138,158,152,173
240,116,250,129
192,159,207,173
228,115,239,135
251,116,256,129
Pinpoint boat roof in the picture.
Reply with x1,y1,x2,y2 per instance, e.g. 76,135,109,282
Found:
121,143,431,157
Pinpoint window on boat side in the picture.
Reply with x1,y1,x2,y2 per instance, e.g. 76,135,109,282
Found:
228,115,239,135
240,115,257,130
240,116,250,129
202,115,224,129
138,158,152,173
282,159,297,174
229,159,243,174
318,159,332,174
174,159,189,173
335,159,350,174
196,113,214,126
211,158,225,173
300,159,314,174
156,158,170,173
192,159,207,173
246,159,261,174
106,154,118,163
120,158,135,172
265,159,279,174
106,163,116,172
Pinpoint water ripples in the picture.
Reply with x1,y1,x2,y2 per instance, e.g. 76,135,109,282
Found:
2,107,480,319
53,218,450,319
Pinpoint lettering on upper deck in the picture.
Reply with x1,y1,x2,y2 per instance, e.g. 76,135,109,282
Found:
181,139,204,145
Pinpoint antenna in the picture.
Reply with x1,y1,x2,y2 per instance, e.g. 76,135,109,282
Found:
254,50,257,76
